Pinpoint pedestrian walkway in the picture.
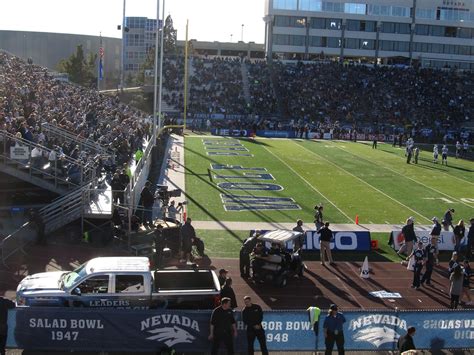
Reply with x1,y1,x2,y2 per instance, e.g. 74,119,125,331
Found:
153,134,186,220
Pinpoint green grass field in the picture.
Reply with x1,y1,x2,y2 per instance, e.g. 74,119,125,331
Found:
184,136,473,226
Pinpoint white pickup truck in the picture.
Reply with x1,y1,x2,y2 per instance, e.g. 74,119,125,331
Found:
16,257,221,309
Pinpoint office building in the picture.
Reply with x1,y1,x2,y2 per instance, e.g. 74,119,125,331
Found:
264,0,474,69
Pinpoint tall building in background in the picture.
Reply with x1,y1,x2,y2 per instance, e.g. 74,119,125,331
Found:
123,17,159,74
264,0,474,69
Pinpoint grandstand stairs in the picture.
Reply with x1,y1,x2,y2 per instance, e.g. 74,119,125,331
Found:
0,131,97,195
240,61,251,106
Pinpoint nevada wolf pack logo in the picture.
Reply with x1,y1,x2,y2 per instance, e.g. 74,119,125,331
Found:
350,314,406,348
146,326,195,347
353,326,400,347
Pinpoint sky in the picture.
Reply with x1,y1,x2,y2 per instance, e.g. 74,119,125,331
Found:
0,0,266,43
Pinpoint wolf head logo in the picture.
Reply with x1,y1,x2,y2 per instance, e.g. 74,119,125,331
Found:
353,326,400,348
147,326,196,347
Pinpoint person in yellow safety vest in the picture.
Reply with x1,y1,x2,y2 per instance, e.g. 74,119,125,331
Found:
135,149,143,162
307,306,321,334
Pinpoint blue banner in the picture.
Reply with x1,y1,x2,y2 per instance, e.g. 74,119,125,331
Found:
211,128,251,137
256,130,296,138
8,309,474,351
252,230,372,252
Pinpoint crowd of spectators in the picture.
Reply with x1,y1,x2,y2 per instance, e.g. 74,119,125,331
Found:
162,57,472,143
188,57,246,115
162,57,185,111
0,52,151,185
246,60,277,116
275,61,473,131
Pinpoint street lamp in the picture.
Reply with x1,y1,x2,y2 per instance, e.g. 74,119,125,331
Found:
241,24,244,42
230,34,233,42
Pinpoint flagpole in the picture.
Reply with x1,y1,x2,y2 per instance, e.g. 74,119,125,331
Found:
152,0,160,141
184,20,189,130
157,0,165,131
97,32,102,91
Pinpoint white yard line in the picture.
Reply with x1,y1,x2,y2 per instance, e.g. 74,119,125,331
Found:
296,142,432,223
262,145,354,223
331,142,473,209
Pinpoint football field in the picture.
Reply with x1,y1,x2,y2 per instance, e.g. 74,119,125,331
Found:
184,136,473,225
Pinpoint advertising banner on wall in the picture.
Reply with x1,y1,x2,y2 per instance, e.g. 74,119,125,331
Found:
252,230,372,252
390,230,467,251
8,309,474,351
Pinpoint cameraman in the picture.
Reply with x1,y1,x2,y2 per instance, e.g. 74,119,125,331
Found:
167,200,178,221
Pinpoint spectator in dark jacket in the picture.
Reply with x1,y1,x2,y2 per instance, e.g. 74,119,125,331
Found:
467,218,474,260
180,217,196,263
443,208,455,230
319,222,334,266
220,278,238,309
140,181,155,226
0,297,15,355
453,220,466,253
398,217,417,258
397,326,416,353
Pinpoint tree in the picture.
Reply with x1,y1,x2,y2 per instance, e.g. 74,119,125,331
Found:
57,45,97,87
163,15,177,55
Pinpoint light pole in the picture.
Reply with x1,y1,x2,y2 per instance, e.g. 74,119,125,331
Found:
153,0,160,138
230,34,233,42
241,24,244,42
120,0,126,90
157,0,166,131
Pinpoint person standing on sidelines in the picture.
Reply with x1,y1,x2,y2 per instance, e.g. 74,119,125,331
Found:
319,222,335,266
242,296,268,355
0,297,15,355
398,327,416,353
314,205,324,231
413,147,420,164
209,298,237,355
398,217,417,259
407,241,425,290
463,141,469,157
430,217,441,241
443,208,455,231
323,304,346,355
441,144,448,166
448,251,459,275
449,265,463,309
453,220,466,253
466,218,474,260
421,237,438,286
456,141,462,159
292,219,305,251
433,144,439,164
461,259,473,306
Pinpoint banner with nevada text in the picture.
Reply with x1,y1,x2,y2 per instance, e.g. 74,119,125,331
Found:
8,308,474,351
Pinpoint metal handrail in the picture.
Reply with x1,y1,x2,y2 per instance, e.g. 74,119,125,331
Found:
0,130,97,188
0,221,32,268
41,122,113,157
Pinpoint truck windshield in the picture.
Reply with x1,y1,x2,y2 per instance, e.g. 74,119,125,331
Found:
61,263,87,289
